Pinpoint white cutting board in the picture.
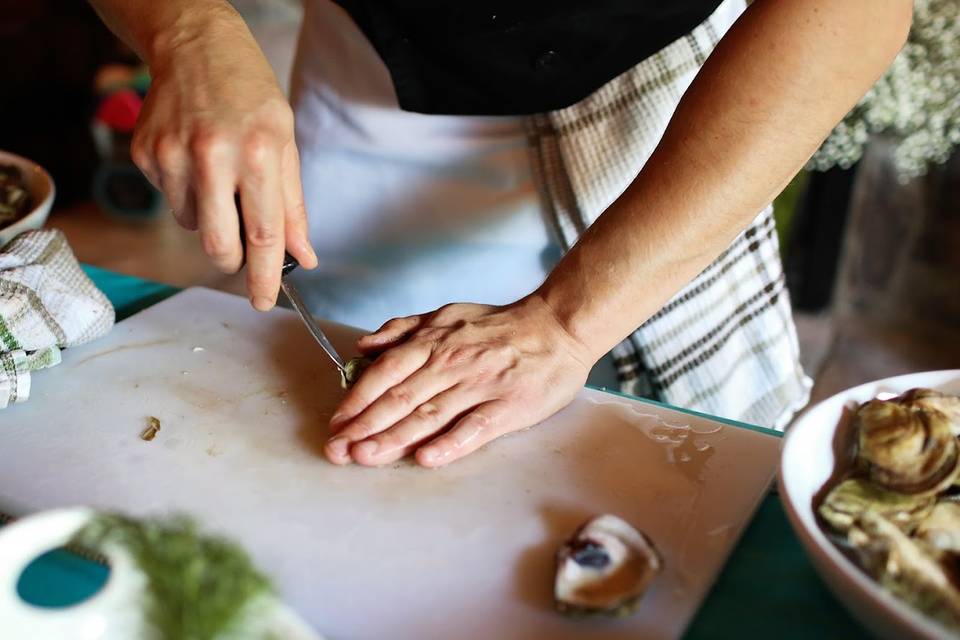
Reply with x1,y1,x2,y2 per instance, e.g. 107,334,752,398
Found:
0,288,780,639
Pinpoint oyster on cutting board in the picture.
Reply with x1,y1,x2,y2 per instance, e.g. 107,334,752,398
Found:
339,357,372,390
817,387,960,634
554,514,661,617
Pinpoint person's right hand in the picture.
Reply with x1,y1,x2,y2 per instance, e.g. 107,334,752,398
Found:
130,7,317,311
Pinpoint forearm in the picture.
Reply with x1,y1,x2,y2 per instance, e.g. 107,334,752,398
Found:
536,0,912,361
87,0,243,66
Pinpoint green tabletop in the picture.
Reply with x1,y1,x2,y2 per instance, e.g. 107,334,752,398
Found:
11,267,870,638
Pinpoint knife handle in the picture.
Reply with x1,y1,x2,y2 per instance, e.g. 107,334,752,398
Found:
234,194,299,276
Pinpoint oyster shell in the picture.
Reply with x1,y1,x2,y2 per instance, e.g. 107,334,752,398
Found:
848,511,960,632
554,514,661,617
819,478,935,535
339,357,372,390
898,388,960,435
856,399,960,495
818,389,960,633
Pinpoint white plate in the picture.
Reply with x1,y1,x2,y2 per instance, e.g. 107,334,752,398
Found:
779,369,960,640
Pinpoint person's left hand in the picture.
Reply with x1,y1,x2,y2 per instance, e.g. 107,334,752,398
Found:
323,295,594,467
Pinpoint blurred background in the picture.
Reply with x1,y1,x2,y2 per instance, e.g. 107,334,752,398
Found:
1,0,958,411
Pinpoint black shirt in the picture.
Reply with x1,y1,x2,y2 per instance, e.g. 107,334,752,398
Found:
333,1,723,115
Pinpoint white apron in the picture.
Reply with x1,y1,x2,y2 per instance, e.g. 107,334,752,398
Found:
286,0,802,403
288,0,558,333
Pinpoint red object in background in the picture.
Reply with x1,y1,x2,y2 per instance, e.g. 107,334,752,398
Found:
95,89,142,133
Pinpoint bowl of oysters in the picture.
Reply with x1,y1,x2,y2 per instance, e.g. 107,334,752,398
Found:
780,370,960,640
0,149,55,249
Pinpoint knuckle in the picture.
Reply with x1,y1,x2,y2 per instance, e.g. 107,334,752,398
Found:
153,134,182,169
434,303,460,321
441,346,475,367
200,233,234,261
345,420,376,440
130,138,151,169
190,129,230,163
385,386,416,407
376,353,405,376
413,402,441,421
467,411,492,430
384,317,414,334
369,433,399,453
490,343,520,364
242,133,273,171
244,223,281,248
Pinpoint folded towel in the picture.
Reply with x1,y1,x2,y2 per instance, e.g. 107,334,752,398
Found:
0,229,115,408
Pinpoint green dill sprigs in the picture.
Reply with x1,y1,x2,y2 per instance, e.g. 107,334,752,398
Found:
71,513,273,640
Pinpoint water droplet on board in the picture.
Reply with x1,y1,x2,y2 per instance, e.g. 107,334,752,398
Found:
585,396,722,481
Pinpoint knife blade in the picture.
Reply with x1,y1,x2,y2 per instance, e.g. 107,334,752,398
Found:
235,202,346,374
278,255,347,373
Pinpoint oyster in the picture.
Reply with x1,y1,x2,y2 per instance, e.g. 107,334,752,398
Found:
0,164,33,226
339,356,372,390
916,502,960,555
819,478,935,535
898,388,960,435
856,398,960,495
848,511,960,632
554,514,661,617
818,389,960,634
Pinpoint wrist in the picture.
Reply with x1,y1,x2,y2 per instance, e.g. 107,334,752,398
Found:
522,289,604,368
141,1,242,68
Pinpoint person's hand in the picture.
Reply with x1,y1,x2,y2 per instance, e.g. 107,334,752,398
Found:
323,295,594,467
130,8,317,310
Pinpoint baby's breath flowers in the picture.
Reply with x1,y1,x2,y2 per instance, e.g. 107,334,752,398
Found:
809,0,960,181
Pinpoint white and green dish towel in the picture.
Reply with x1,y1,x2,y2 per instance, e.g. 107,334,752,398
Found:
0,230,114,408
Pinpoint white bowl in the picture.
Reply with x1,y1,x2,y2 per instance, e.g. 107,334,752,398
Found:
779,370,960,640
0,150,55,249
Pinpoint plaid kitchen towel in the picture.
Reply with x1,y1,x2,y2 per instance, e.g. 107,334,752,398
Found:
0,229,114,408
527,0,811,430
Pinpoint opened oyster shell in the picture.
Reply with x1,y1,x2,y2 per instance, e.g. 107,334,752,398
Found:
849,511,960,632
819,478,935,535
856,398,960,496
554,514,661,617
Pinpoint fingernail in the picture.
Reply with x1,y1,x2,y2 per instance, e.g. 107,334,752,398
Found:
326,436,350,458
353,440,379,459
329,413,347,428
252,296,273,311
